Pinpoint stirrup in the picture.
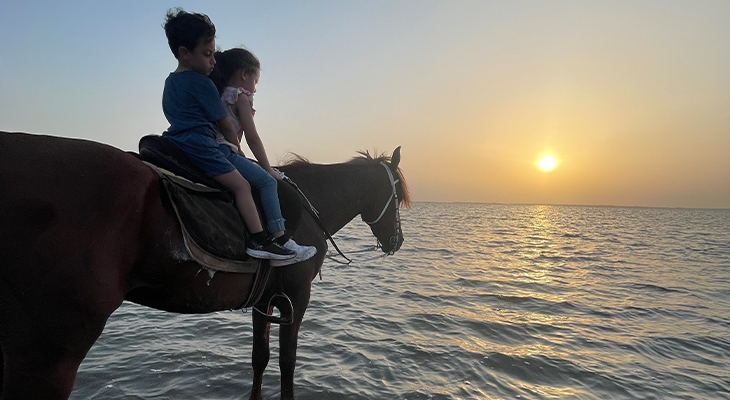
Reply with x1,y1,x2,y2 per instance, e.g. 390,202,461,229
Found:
254,293,293,325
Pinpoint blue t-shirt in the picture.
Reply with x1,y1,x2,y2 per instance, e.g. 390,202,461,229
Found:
162,70,227,139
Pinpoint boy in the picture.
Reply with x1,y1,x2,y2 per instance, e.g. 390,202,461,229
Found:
162,8,297,261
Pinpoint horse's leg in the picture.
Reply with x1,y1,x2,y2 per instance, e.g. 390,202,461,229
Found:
1,286,122,400
0,305,111,399
278,320,302,400
249,308,272,400
1,348,80,399
278,280,313,400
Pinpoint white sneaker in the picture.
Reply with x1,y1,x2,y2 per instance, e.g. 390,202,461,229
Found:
270,239,317,267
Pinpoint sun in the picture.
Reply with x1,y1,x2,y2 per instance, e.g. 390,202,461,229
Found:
537,155,558,172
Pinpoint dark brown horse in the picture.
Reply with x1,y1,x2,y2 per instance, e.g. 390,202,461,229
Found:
0,132,410,400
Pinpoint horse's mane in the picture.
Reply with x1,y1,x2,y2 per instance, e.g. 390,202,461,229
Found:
280,150,411,208
279,153,311,166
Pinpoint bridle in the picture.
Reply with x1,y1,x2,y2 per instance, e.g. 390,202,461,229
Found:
362,162,403,255
280,161,402,264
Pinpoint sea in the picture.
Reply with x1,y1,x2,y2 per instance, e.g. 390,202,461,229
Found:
71,203,730,399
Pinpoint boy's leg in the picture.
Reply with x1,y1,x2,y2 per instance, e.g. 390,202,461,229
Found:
213,170,263,233
214,170,295,260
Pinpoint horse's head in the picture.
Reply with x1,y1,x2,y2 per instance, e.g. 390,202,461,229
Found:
361,146,409,254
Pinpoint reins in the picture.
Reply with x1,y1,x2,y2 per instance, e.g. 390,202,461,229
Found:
324,246,385,264
280,173,353,264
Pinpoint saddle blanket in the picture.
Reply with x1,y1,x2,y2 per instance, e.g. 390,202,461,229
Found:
145,162,262,274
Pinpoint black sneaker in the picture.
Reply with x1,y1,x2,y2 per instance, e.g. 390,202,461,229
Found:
246,238,296,260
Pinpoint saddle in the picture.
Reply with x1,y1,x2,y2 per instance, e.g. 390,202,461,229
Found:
139,134,227,191
139,134,258,273
137,136,295,316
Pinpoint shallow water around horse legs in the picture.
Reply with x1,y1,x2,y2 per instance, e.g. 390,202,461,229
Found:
74,203,730,399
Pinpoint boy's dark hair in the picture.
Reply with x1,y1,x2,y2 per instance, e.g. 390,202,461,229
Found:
210,48,261,94
163,8,216,59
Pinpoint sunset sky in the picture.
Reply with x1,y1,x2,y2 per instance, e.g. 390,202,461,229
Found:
1,1,728,208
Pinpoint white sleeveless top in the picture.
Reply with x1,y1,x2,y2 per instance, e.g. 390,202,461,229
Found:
215,86,255,151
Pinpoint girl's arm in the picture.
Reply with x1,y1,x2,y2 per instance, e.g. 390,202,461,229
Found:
236,95,280,179
217,117,242,152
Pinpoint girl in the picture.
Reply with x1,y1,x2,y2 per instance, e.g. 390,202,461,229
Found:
210,47,316,267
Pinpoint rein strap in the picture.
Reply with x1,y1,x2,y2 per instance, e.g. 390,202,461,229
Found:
281,174,353,264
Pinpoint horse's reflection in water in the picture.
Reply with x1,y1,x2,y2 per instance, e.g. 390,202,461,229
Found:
0,132,409,400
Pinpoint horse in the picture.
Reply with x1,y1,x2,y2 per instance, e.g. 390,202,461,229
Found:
0,131,410,400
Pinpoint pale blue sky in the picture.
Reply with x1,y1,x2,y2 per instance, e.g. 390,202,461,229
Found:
2,1,729,208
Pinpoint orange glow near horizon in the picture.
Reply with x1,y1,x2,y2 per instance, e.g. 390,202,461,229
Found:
1,3,728,208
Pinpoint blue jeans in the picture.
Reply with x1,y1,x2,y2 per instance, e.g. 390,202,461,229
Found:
219,145,286,233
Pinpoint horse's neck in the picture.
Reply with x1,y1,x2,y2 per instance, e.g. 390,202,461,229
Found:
284,163,374,235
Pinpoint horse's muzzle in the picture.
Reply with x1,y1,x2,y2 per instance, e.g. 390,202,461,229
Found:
381,233,403,254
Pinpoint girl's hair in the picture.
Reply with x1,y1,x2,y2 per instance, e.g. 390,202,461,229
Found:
210,48,261,94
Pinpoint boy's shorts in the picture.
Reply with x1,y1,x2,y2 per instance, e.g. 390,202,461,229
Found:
165,131,235,177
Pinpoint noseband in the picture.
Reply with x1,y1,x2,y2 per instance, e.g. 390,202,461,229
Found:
363,163,403,254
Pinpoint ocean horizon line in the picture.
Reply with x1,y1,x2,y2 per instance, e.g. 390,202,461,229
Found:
410,200,730,211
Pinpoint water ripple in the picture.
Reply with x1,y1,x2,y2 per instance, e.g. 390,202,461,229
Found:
72,204,730,399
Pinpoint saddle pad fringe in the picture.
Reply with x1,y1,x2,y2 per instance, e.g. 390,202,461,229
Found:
175,205,260,274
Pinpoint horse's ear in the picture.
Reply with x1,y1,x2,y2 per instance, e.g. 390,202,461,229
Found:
390,146,401,171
